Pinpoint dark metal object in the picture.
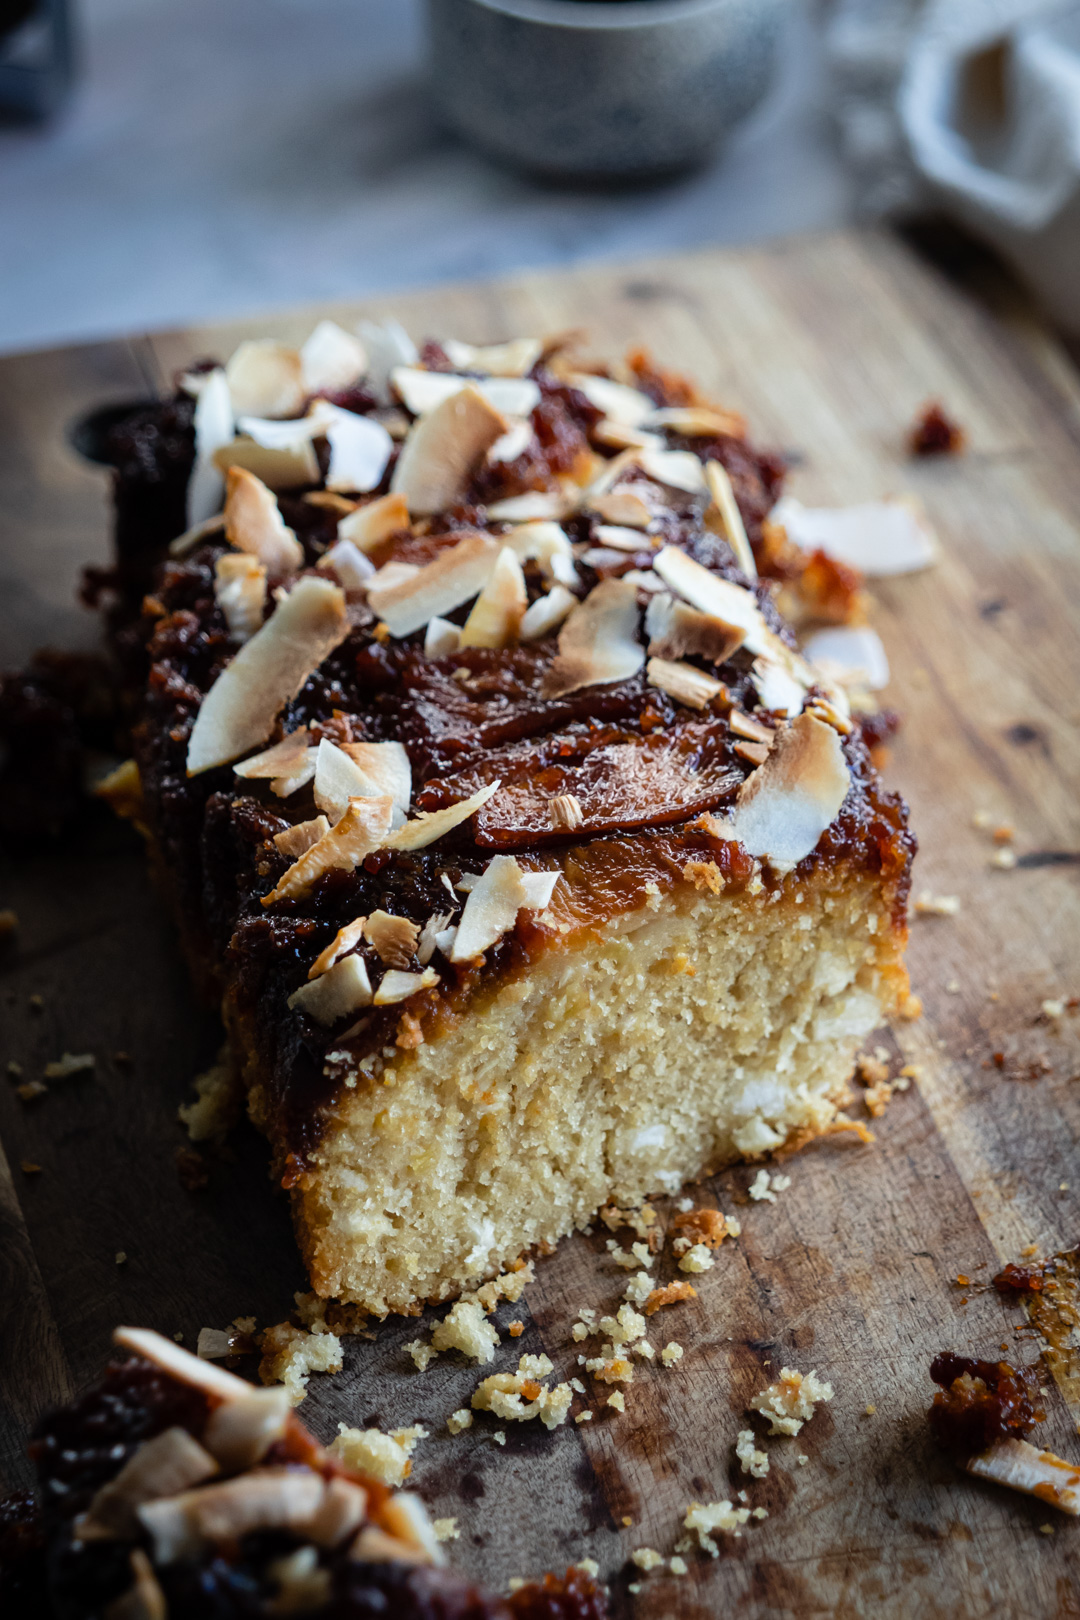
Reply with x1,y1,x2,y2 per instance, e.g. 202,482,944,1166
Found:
0,0,74,121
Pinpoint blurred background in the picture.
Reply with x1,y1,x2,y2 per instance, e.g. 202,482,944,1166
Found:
0,0,1078,356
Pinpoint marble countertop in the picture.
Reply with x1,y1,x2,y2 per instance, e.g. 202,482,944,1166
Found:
0,0,853,356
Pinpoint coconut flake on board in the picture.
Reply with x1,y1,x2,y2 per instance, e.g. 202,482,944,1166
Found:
803,625,890,691
771,496,937,575
450,855,559,962
442,337,542,377
300,320,368,395
214,554,266,642
188,369,234,526
337,492,410,553
223,468,304,573
367,532,502,637
966,1438,1080,1515
541,578,644,699
225,340,306,419
709,712,849,873
186,577,348,775
390,368,540,420
390,386,508,516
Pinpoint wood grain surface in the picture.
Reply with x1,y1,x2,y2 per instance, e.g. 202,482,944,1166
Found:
2,229,1080,1617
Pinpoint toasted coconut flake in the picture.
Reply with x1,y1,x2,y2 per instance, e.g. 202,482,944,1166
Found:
187,576,348,775
202,1387,292,1473
734,740,770,766
645,591,743,665
106,1548,167,1620
226,340,306,419
568,373,654,426
714,712,849,873
188,1467,325,1544
487,418,534,464
223,467,304,573
112,1327,252,1401
594,420,665,452
305,1476,368,1549
358,318,418,400
169,513,226,559
729,709,774,744
265,793,395,903
519,584,577,642
460,547,528,649
424,616,461,656
385,780,499,852
83,1429,219,1539
704,461,756,580
379,1491,448,1567
647,657,725,711
368,531,501,637
622,568,667,594
585,447,645,498
450,855,530,962
639,449,708,494
967,1438,1080,1514
391,386,508,516
644,405,745,437
349,1525,428,1567
301,319,368,394
373,967,440,1005
320,403,394,494
391,367,539,420
289,953,373,1025
520,870,561,909
594,523,654,553
340,740,412,812
236,409,328,450
751,660,805,718
368,559,419,596
771,495,938,575
234,729,314,799
365,910,420,968
417,910,454,966
309,917,367,979
588,488,654,529
653,546,769,655
549,793,583,831
313,739,377,822
487,490,577,523
318,537,375,593
337,491,410,553
804,625,890,691
443,336,542,376
542,577,644,699
214,554,266,642
213,435,320,490
273,815,329,858
188,368,234,526
502,519,578,588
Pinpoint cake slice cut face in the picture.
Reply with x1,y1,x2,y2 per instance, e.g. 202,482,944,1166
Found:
120,325,914,1314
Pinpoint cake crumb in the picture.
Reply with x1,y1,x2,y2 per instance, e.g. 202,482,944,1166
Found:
752,1507,769,1520
446,1408,473,1435
492,1430,506,1445
431,1299,501,1364
20,1160,41,1174
606,1391,626,1413
404,1338,439,1372
749,1367,834,1436
575,1411,593,1424
990,849,1017,870
676,1196,694,1212
797,1454,809,1466
678,1243,714,1274
661,1342,684,1367
433,1517,459,1542
330,1423,427,1486
607,1238,654,1270
670,1206,730,1251
914,892,961,917
684,1500,751,1555
736,1428,769,1478
259,1320,343,1404
584,1348,634,1385
598,1304,647,1346
669,1556,688,1576
749,1169,777,1203
631,1547,663,1572
1042,1000,1065,1021
16,1079,47,1102
507,1320,524,1337
472,1355,574,1429
644,1280,697,1316
43,1052,95,1081
865,1403,877,1416
575,1559,600,1578
178,1046,239,1144
115,1251,127,1265
624,1272,654,1308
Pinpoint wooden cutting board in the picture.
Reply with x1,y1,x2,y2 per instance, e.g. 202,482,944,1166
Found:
2,229,1080,1618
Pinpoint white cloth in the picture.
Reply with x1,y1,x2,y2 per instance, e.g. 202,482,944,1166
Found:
825,0,1080,331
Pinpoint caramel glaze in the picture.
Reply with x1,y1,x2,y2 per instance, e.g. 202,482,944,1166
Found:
126,360,914,1174
929,1352,1045,1460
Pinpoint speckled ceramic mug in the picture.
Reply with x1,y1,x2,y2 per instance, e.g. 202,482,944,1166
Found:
425,0,788,180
